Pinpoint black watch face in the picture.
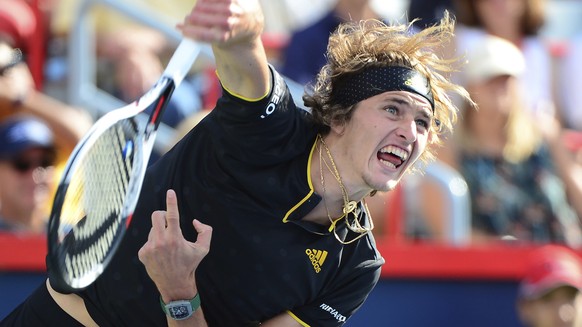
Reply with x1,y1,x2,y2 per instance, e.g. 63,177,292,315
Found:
169,304,192,320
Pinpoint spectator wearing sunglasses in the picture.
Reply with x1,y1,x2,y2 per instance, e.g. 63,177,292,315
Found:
0,115,56,234
0,41,93,235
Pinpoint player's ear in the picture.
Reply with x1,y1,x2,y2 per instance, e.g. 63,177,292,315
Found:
330,119,346,136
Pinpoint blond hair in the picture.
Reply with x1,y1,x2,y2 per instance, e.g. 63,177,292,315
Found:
504,102,542,163
303,12,473,163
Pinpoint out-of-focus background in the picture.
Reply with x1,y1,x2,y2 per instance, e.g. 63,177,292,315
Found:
1,0,582,326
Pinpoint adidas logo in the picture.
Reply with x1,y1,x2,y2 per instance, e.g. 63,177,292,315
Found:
306,249,328,273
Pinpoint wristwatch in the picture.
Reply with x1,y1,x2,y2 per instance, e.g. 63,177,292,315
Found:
160,293,201,320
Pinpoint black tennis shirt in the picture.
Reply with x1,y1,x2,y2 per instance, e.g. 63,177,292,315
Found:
77,67,384,327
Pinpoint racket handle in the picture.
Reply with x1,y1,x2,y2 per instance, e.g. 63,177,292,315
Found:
162,38,202,87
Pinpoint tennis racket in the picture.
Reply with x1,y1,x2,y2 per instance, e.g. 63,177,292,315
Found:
47,38,201,294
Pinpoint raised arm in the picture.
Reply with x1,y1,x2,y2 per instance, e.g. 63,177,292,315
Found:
178,0,270,100
0,42,93,151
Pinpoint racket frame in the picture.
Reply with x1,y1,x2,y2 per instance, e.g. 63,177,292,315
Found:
47,38,201,293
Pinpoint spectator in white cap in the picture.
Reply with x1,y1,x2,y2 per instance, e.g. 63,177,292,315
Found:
0,115,56,233
517,245,582,327
404,34,582,245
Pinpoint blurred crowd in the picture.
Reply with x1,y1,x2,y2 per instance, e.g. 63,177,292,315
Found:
1,0,582,247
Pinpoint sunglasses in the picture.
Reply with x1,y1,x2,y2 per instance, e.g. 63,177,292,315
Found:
10,157,55,173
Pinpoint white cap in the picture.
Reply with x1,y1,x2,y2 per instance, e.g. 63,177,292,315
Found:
463,34,526,84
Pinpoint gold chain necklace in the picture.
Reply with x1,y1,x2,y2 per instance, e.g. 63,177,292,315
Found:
317,134,374,244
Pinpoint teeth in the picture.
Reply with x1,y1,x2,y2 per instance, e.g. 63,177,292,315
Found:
380,145,409,161
380,160,396,169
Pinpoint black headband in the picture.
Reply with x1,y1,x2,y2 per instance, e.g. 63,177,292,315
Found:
332,66,434,110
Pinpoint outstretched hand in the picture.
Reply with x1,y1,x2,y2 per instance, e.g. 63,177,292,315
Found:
177,0,264,47
138,189,212,302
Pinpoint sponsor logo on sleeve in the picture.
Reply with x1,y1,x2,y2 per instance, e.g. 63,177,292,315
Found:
260,75,284,119
319,303,347,323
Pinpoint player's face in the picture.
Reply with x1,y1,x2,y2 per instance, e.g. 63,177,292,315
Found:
519,287,582,327
475,0,526,29
334,91,432,192
468,75,517,117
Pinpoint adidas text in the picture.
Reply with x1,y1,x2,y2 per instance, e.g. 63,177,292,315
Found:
305,249,327,273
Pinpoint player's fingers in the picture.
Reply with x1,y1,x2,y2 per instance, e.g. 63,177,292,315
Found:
183,10,231,29
190,0,232,16
177,24,229,43
146,221,154,241
165,189,181,231
192,219,212,254
182,0,231,32
179,1,232,42
150,210,167,239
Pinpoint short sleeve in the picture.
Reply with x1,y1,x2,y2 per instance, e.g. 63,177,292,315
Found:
210,66,316,166
289,261,382,326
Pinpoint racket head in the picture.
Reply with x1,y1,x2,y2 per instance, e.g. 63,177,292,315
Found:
47,77,175,293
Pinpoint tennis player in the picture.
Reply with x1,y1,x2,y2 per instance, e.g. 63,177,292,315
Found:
1,0,472,326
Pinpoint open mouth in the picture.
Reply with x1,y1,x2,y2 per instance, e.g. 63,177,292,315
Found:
378,145,409,169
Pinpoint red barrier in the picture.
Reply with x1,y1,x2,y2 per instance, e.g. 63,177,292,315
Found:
0,231,575,284
0,233,46,271
376,240,537,280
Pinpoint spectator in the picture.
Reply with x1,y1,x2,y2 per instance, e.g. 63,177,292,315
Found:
0,41,92,148
0,0,44,89
564,131,582,166
407,0,453,30
0,41,93,233
517,245,582,327
558,34,582,131
409,35,582,245
451,0,554,117
0,116,56,234
0,0,36,50
281,0,383,85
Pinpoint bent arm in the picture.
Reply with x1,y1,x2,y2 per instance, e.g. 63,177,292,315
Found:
547,132,582,218
0,43,93,151
538,115,582,218
18,91,93,152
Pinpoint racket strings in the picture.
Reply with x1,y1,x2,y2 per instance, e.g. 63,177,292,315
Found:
58,119,139,282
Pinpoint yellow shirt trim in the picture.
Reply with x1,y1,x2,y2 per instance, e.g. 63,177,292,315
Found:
286,310,311,327
216,70,270,102
282,138,317,223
